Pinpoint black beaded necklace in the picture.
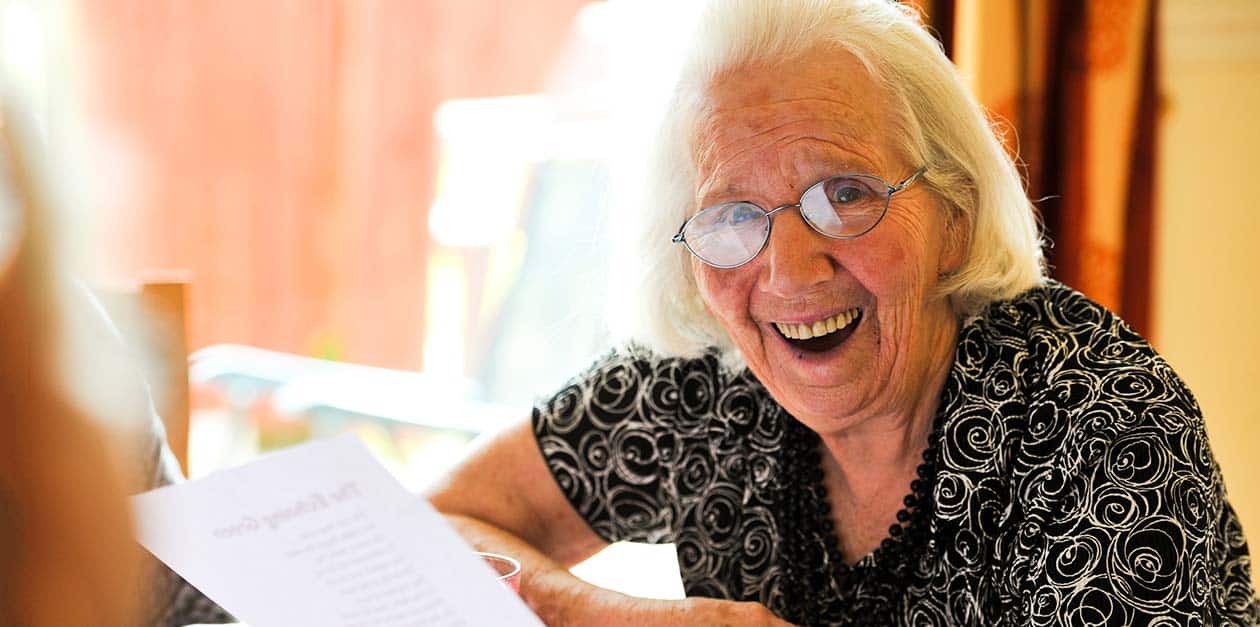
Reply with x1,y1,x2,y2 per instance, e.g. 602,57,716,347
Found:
776,413,943,626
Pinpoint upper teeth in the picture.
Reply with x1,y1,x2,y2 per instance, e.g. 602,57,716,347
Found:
774,308,860,340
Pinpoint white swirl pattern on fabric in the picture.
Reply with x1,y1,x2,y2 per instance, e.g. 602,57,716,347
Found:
532,282,1258,625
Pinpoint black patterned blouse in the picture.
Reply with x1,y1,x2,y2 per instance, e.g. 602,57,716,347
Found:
532,282,1258,625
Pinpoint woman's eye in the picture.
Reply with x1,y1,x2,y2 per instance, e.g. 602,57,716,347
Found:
729,205,762,225
830,185,866,204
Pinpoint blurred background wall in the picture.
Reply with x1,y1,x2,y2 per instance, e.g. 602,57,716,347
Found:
77,0,588,369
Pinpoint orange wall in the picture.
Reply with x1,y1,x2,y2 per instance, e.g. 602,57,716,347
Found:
78,0,588,369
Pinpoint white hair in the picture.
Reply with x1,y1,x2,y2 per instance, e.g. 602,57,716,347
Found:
617,0,1046,367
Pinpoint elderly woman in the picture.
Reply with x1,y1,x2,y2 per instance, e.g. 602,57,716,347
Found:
429,0,1256,624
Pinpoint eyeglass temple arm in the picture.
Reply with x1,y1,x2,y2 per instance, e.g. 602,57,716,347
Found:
890,166,929,194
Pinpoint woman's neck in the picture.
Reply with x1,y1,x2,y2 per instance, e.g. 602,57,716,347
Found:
816,317,957,501
814,337,953,563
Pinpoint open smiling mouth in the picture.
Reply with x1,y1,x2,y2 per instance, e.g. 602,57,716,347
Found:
772,307,863,353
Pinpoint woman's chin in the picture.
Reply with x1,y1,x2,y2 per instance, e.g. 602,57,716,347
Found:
752,342,880,427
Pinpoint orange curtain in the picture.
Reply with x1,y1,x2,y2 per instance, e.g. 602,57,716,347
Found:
948,0,1159,335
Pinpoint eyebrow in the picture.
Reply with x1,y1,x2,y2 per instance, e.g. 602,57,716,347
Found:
705,162,876,204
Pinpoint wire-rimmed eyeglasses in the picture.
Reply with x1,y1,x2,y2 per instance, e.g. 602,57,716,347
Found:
671,166,928,269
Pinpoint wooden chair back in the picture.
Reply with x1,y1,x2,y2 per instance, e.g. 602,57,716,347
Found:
99,276,193,476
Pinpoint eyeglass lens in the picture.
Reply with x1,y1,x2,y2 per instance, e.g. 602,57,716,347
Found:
682,173,888,268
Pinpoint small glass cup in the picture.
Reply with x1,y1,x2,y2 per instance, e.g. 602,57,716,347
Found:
475,551,522,593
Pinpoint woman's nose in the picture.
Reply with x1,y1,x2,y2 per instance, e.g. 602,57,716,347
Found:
756,207,836,296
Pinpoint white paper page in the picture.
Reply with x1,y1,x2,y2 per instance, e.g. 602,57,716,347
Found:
132,434,542,627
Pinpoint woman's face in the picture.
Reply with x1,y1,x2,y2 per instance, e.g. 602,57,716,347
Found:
691,48,964,434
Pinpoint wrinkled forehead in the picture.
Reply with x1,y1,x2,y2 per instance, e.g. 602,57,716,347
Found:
689,46,907,186
703,47,889,121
